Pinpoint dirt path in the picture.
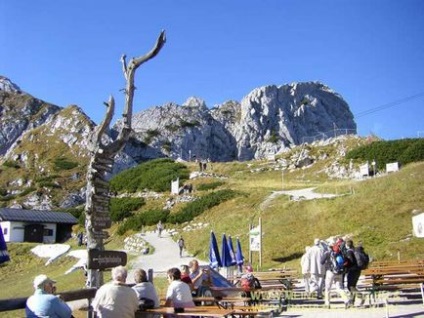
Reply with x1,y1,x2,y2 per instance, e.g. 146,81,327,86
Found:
260,187,340,210
126,230,208,283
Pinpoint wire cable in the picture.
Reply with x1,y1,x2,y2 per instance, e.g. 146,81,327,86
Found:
354,92,424,118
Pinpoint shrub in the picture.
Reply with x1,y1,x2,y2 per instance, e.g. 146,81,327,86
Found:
117,209,170,235
144,129,160,144
180,120,200,128
60,207,85,226
267,132,279,144
346,138,424,170
18,187,37,197
54,158,78,171
110,158,190,193
110,197,145,222
167,189,240,224
3,160,20,168
197,181,225,191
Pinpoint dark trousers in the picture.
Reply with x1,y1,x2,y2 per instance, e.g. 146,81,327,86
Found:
347,269,361,301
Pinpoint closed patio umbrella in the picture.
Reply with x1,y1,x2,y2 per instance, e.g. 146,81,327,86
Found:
235,237,244,272
221,233,236,267
226,235,237,266
0,224,10,264
209,231,222,269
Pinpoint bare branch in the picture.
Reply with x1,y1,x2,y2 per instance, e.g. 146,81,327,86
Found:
120,54,128,80
130,30,166,72
89,96,115,150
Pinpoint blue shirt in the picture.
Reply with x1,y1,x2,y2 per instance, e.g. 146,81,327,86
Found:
26,289,72,318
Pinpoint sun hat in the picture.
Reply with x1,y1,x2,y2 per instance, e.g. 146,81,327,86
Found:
33,274,56,289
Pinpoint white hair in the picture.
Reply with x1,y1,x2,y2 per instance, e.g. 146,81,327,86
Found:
111,266,127,283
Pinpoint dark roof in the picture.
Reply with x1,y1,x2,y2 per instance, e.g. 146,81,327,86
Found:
0,208,78,224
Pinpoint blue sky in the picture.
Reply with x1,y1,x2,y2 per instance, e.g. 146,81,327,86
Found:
1,1,424,140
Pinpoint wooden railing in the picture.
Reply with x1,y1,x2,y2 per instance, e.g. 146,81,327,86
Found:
0,288,97,316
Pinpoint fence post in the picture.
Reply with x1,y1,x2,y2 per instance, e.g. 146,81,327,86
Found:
148,268,154,283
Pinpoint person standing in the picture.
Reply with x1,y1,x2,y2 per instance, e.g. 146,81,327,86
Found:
26,274,72,318
164,267,195,308
157,221,163,237
92,266,139,318
345,239,360,305
178,236,185,258
307,238,325,299
352,241,370,306
321,240,350,309
300,246,311,296
77,232,84,246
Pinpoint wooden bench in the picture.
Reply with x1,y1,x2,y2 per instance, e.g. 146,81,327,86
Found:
360,259,424,305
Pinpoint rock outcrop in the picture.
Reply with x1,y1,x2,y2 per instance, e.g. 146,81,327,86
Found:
1,77,356,168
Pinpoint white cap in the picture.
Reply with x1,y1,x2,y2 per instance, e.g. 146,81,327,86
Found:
33,274,56,289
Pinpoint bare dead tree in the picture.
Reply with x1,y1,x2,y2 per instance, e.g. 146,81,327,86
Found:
84,31,166,287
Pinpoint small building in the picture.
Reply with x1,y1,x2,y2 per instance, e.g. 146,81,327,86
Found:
0,208,78,243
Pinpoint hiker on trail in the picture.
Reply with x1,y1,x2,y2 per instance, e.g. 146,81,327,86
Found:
157,221,163,237
321,239,350,309
77,232,84,246
178,236,185,258
345,239,365,305
306,238,325,299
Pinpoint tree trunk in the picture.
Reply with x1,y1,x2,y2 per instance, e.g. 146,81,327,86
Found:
84,31,166,288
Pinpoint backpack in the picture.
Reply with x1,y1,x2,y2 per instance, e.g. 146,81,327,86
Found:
138,297,155,310
240,274,261,292
354,248,370,270
329,240,352,274
329,250,346,274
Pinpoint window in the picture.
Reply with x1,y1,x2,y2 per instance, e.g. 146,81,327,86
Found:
3,227,7,235
43,229,54,236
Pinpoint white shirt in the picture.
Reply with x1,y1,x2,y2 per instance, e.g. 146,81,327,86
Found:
166,280,195,308
132,282,160,308
92,282,139,318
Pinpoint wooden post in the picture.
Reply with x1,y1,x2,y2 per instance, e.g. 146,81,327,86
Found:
148,268,154,283
84,31,166,288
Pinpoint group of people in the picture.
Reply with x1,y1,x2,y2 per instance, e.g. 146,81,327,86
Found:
300,237,369,308
25,258,213,318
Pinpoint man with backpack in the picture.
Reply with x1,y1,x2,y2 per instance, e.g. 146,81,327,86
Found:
321,238,350,309
351,241,370,305
344,239,360,304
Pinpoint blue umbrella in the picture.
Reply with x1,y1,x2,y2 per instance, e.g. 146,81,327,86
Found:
221,234,236,267
0,224,10,264
209,231,222,269
226,235,237,266
235,237,244,272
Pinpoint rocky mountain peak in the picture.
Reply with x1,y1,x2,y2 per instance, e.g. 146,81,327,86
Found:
0,76,22,93
182,97,208,111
